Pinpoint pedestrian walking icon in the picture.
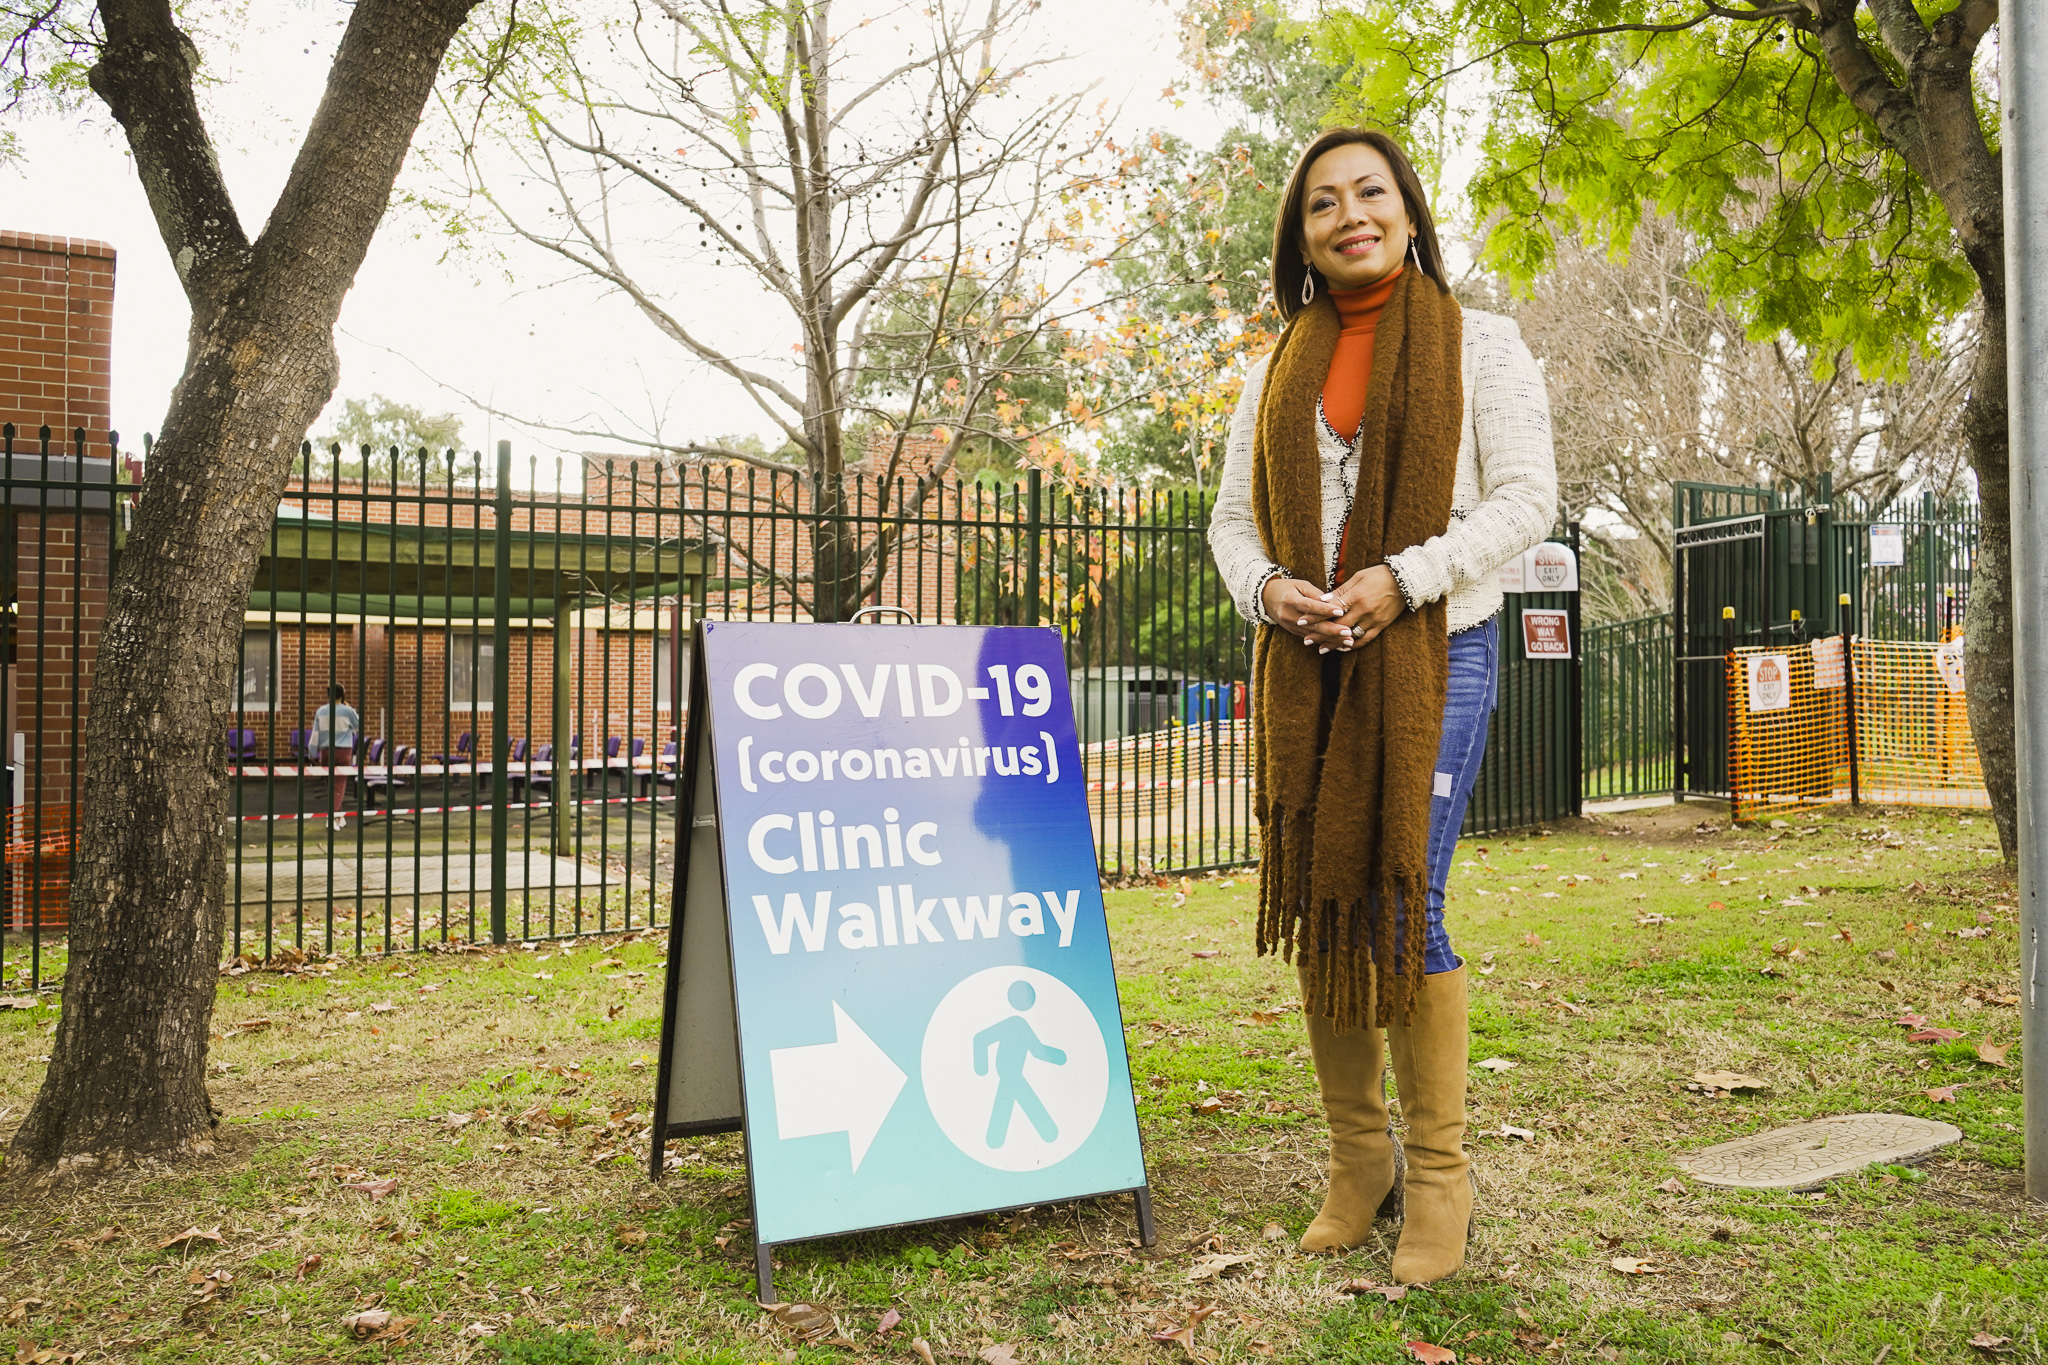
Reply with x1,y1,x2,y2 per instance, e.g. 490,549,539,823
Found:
976,981,1067,1146
923,967,1109,1172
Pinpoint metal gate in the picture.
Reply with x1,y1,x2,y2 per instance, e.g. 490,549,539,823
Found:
1672,480,1837,798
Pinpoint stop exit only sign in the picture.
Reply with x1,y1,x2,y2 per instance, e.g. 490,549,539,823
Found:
653,621,1153,1301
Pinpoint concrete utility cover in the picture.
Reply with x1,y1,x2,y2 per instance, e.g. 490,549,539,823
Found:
1676,1112,1962,1190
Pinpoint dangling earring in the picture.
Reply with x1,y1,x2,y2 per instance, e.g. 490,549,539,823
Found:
1300,267,1316,306
1408,237,1422,271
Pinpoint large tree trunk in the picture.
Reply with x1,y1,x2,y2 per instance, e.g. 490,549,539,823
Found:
9,0,479,1176
1964,292,2015,862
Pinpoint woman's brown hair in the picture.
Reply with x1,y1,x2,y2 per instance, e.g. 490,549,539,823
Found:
1270,126,1448,322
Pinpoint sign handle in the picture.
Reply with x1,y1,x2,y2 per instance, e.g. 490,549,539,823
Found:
849,605,920,624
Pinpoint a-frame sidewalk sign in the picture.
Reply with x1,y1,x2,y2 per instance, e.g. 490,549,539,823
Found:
650,620,1155,1302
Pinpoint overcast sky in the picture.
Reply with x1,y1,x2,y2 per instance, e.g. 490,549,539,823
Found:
12,0,1231,481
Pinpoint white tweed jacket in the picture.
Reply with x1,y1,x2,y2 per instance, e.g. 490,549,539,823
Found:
1207,307,1557,635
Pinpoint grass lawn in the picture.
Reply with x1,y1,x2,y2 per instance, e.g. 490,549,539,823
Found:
0,800,2038,1363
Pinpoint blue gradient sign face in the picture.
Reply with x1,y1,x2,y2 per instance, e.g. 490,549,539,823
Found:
700,622,1146,1247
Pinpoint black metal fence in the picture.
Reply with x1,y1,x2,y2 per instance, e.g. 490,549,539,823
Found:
1582,612,1673,802
3,432,1590,987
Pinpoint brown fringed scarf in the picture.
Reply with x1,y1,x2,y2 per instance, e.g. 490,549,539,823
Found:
1251,270,1463,1032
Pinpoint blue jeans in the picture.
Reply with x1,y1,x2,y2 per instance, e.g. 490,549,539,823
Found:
1407,615,1499,975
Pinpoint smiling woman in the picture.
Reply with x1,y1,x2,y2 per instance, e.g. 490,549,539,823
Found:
1206,125,1558,1284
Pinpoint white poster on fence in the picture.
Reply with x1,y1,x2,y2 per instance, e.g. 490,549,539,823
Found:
1870,525,1906,567
1810,635,1845,691
1494,555,1525,593
1747,653,1793,713
1936,636,1967,694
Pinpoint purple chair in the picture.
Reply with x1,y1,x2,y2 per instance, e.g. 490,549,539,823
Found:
524,743,557,803
648,740,680,798
363,745,415,810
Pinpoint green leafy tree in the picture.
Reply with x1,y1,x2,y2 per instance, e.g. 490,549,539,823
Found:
1317,0,2013,857
307,393,473,481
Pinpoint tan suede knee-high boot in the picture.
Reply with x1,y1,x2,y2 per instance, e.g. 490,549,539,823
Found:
1297,965,1403,1252
1386,964,1472,1282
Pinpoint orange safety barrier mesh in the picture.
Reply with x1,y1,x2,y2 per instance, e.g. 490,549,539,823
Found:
1849,637,1986,808
4,805,73,932
1726,642,1849,823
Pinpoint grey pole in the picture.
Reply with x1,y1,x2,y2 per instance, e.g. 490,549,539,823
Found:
2002,10,2048,1205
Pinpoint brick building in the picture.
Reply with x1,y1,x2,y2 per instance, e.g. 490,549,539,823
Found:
235,473,697,767
0,234,117,812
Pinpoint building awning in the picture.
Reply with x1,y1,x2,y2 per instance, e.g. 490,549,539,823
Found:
249,517,711,612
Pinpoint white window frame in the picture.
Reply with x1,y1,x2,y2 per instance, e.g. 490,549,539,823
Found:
656,632,677,712
237,629,278,713
448,630,496,711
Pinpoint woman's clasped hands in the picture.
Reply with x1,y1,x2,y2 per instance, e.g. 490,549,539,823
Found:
1260,565,1405,654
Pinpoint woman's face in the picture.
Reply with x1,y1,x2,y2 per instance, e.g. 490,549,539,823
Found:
1298,142,1415,292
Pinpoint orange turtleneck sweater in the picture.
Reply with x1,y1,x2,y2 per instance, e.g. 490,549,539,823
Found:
1321,266,1403,442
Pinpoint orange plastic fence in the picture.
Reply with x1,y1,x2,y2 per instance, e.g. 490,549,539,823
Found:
1726,642,1849,823
1724,636,1986,822
4,805,73,932
1849,637,1985,808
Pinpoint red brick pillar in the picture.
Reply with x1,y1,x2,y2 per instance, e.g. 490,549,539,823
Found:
0,233,117,815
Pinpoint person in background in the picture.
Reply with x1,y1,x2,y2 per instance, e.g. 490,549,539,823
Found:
1207,126,1556,1282
312,684,361,832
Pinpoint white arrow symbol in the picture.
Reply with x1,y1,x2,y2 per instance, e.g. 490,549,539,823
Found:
768,1001,907,1174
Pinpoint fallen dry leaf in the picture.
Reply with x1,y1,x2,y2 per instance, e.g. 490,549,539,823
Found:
1499,1124,1535,1141
11,1343,86,1364
615,1224,648,1248
1906,1028,1965,1044
1191,950,1219,959
340,1176,400,1200
1969,1332,2013,1354
293,1254,321,1280
1187,1252,1255,1282
1150,1303,1222,1356
1475,1057,1517,1073
1610,1257,1662,1275
1339,1279,1409,1301
1975,1040,2011,1066
762,1301,835,1342
156,1226,223,1252
1691,1070,1768,1091
978,1345,1021,1365
910,1339,938,1365
874,1307,901,1336
341,1308,417,1341
1261,1222,1288,1242
1406,1342,1457,1364
1924,1086,1957,1103
1656,1177,1687,1195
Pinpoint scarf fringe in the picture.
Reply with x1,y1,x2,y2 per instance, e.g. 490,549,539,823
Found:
1257,804,1425,1030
